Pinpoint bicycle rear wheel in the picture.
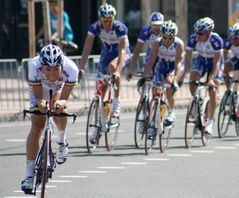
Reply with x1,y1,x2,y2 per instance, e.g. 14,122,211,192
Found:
105,108,120,151
145,100,160,155
86,99,101,154
217,91,231,138
134,97,149,148
185,98,202,148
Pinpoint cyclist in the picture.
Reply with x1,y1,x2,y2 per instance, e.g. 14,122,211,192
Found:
79,4,131,143
143,20,185,139
21,44,78,192
183,17,223,136
223,23,239,88
126,11,164,80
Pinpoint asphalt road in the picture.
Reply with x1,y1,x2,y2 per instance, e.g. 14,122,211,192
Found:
1,110,239,198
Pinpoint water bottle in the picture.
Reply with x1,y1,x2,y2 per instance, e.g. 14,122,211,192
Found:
103,101,111,117
160,100,167,119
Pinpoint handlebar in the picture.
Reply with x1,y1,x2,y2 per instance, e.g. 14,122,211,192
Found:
23,109,77,123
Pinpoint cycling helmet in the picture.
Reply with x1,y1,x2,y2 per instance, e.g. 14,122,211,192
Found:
98,3,116,18
160,20,178,36
150,12,164,25
39,44,64,67
228,23,239,37
194,17,214,32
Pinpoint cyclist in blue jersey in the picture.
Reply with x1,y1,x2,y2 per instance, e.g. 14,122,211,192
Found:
223,23,239,88
143,20,185,139
183,17,224,136
126,11,164,80
79,3,131,143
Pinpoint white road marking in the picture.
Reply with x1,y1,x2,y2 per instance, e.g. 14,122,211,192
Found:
58,175,88,178
214,146,237,150
98,166,125,169
79,170,107,174
190,150,214,153
74,132,85,136
144,158,170,161
167,154,192,157
234,143,239,146
4,197,35,198
120,162,147,165
5,139,26,142
49,180,72,183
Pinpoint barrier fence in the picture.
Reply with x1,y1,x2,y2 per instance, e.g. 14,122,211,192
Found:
0,54,225,118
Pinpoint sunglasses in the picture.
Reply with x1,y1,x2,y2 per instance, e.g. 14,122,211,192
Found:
101,17,114,23
231,36,239,40
162,36,174,40
151,24,161,29
196,31,207,36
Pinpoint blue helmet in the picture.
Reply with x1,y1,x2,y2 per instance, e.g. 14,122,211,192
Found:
150,12,164,25
228,23,239,37
39,44,64,67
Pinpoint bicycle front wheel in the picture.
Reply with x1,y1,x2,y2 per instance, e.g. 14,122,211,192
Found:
40,129,51,198
217,91,231,138
105,112,120,151
185,98,201,148
86,99,101,154
134,97,149,148
145,99,160,155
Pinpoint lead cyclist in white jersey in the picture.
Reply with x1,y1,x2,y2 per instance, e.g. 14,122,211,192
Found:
21,44,78,193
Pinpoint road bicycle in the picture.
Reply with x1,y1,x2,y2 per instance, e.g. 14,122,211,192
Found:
86,73,120,154
217,78,239,138
133,75,151,149
184,81,210,148
144,81,176,155
23,90,77,198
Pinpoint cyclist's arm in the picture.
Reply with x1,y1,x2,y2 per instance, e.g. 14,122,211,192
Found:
116,37,127,73
79,34,95,71
223,49,229,60
143,41,159,77
211,52,221,79
184,49,193,74
32,85,43,104
175,41,185,81
128,41,144,73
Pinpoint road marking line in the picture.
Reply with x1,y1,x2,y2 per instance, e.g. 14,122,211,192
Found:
190,150,214,153
5,197,35,198
79,170,107,174
58,175,88,178
74,132,85,136
120,162,147,165
234,143,239,146
5,139,26,142
167,154,192,157
214,146,237,150
98,166,125,169
144,158,170,161
49,180,72,183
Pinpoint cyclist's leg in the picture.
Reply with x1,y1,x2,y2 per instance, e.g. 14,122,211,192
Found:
223,59,234,88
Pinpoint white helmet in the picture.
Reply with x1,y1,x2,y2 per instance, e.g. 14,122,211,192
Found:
150,12,164,25
160,20,178,36
228,23,239,37
98,3,116,18
39,44,64,67
194,17,214,32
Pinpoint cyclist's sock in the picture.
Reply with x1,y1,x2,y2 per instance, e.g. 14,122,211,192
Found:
25,160,34,178
57,129,66,145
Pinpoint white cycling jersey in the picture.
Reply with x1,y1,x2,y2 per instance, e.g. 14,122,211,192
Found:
28,56,78,108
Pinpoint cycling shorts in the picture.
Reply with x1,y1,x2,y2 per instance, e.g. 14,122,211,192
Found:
225,56,239,71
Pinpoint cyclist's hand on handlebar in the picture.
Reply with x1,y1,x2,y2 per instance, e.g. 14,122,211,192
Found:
78,69,84,82
36,99,48,113
53,100,67,114
208,78,218,88
126,70,132,81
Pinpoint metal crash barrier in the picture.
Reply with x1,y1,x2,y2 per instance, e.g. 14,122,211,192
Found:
0,53,225,120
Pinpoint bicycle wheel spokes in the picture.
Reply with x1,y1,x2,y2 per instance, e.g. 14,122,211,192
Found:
217,93,231,138
105,114,120,151
86,99,101,154
185,99,202,148
134,98,149,148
